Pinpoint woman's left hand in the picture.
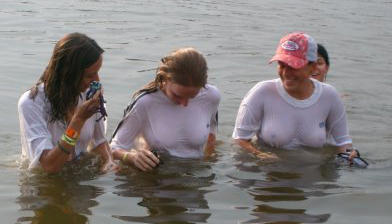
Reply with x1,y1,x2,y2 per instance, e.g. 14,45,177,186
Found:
95,142,119,173
255,151,279,161
338,144,358,160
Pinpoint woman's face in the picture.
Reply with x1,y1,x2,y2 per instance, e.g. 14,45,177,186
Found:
80,54,103,92
312,55,329,82
162,80,201,107
277,61,315,94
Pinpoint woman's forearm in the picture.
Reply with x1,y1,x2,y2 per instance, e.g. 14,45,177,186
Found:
234,138,278,160
39,115,86,173
204,133,216,157
235,138,260,154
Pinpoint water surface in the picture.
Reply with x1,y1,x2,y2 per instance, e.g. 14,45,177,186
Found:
1,0,392,223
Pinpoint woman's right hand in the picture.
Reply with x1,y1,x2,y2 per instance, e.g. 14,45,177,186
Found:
124,149,160,172
235,138,279,162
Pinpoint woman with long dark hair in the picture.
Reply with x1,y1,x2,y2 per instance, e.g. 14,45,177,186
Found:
18,33,116,173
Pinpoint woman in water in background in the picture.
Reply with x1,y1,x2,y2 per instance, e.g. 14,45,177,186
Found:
312,43,330,82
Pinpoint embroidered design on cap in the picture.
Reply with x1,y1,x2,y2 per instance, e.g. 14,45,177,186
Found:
281,40,299,51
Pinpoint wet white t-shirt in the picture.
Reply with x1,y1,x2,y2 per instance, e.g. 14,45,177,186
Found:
18,84,107,169
111,84,220,158
232,78,352,149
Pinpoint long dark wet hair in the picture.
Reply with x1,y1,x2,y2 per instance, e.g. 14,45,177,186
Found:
133,47,208,98
30,33,104,122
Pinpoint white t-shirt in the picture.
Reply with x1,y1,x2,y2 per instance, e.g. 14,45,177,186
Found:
18,84,107,169
232,78,352,149
111,84,220,158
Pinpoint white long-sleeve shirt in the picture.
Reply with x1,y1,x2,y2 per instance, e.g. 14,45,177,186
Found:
233,78,352,149
18,84,107,169
111,84,220,158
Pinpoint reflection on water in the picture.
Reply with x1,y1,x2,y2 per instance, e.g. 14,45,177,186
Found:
10,145,389,223
229,146,342,223
16,157,103,224
113,157,213,223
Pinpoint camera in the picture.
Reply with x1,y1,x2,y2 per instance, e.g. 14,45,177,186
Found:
86,81,107,121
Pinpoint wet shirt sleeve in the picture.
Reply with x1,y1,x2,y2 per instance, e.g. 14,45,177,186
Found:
18,93,53,169
91,117,107,149
232,83,264,140
208,85,221,135
110,101,146,151
326,87,352,146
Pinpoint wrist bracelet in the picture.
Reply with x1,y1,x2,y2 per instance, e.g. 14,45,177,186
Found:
57,141,71,155
122,152,129,163
65,127,79,139
61,133,76,146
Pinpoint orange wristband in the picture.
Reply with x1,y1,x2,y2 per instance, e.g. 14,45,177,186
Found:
65,127,79,139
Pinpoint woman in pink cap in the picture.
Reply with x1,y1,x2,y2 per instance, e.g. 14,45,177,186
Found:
232,32,358,161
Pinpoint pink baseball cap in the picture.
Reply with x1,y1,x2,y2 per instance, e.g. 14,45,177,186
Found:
269,32,317,69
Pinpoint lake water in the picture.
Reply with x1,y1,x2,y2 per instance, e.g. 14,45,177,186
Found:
1,0,392,223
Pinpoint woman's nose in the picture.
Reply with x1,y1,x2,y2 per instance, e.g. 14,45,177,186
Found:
179,98,189,107
93,73,100,82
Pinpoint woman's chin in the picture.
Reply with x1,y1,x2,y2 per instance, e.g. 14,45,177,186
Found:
283,81,297,90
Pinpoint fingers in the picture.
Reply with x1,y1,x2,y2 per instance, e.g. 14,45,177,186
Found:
130,150,160,172
145,149,160,164
100,161,119,173
84,90,101,113
348,150,358,160
92,89,102,100
256,151,279,161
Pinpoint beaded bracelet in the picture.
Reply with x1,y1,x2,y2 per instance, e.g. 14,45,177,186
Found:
61,133,77,146
122,152,129,163
57,141,71,155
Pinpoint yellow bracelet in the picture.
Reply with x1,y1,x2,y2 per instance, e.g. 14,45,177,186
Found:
61,133,76,146
122,152,129,162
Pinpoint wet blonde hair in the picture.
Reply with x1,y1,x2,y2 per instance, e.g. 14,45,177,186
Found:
134,47,208,97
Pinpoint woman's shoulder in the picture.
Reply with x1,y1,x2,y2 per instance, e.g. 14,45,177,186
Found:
319,81,340,98
203,84,221,101
246,79,278,97
18,84,46,110
255,78,278,88
131,90,164,109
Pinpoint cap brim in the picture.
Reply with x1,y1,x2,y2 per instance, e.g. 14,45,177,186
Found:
269,54,307,69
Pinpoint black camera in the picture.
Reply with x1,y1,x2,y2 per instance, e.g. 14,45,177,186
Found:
151,149,164,166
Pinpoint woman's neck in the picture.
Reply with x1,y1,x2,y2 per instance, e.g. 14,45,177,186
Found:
286,79,314,100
